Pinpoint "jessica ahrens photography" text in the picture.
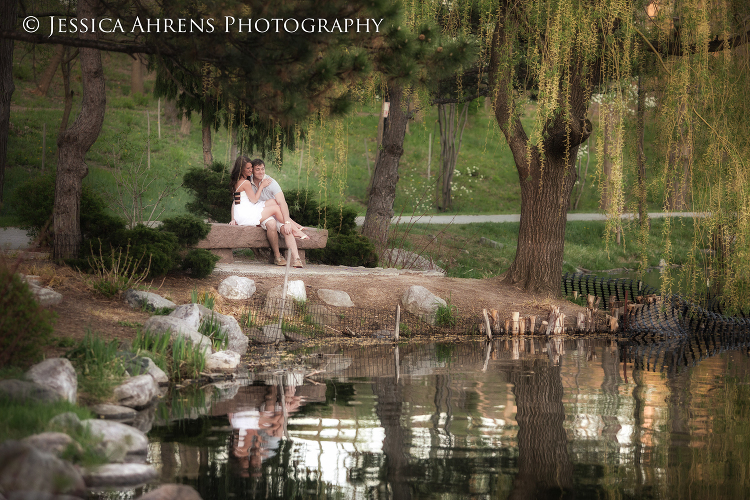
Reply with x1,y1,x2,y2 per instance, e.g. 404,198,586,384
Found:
23,16,385,36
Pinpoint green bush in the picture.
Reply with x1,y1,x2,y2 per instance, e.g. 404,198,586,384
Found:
73,226,180,278
286,189,357,235
183,162,232,223
160,214,211,247
182,248,220,279
12,172,126,246
0,263,56,367
309,233,378,268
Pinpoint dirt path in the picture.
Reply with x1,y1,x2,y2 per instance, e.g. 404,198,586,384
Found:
11,260,587,359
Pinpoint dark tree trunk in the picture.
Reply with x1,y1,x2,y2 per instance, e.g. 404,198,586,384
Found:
436,102,469,212
131,54,145,95
636,76,648,227
58,48,76,134
202,122,213,167
507,358,573,500
34,44,65,97
0,0,17,205
54,0,106,259
489,3,591,296
362,83,408,247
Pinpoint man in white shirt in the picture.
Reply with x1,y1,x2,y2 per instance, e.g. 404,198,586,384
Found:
249,159,306,267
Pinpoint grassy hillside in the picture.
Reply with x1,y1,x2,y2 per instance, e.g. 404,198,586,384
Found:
3,43,670,228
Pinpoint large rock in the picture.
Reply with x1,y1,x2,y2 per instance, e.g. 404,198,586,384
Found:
264,281,306,316
81,419,148,463
124,289,177,311
27,282,63,307
126,356,169,386
317,289,355,308
21,433,80,458
25,358,77,403
81,463,157,488
401,285,447,325
382,248,445,274
90,404,138,422
0,441,85,496
218,276,256,300
142,316,213,356
169,305,248,356
206,351,241,372
138,484,203,500
113,374,161,409
0,380,60,404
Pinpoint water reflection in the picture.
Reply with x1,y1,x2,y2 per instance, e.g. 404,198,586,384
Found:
140,337,750,499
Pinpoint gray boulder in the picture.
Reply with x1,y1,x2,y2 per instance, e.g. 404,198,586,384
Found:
0,441,85,496
21,433,80,458
126,356,168,386
317,289,355,308
169,304,248,356
113,374,161,409
90,404,138,422
81,419,148,463
401,285,447,325
25,358,77,403
27,282,63,307
382,248,445,274
124,289,176,311
218,276,257,300
0,380,60,404
142,316,213,356
206,351,241,372
138,484,203,500
81,463,157,488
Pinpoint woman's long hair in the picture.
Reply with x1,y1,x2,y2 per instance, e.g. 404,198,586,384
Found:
230,156,252,195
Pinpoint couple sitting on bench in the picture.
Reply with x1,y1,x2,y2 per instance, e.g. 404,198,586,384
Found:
229,156,309,268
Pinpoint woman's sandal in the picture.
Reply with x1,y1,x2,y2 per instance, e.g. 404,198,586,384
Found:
293,228,310,240
274,256,287,266
292,257,304,268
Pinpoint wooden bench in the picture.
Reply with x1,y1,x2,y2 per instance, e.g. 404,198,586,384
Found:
196,224,328,264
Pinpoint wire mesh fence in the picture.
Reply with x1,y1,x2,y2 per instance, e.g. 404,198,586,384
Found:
242,296,482,341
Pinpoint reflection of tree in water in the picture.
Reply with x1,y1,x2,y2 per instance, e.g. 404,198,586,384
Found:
506,358,574,500
372,378,413,499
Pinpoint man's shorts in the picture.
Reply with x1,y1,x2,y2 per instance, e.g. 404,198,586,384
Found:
260,216,281,232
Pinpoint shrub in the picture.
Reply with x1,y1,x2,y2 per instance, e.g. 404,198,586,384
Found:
309,233,378,267
160,214,211,247
107,226,180,277
182,249,220,279
80,240,151,298
12,172,126,246
183,162,232,223
286,189,357,235
0,261,56,367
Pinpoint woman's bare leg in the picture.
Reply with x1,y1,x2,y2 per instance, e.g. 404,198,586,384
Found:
265,199,307,236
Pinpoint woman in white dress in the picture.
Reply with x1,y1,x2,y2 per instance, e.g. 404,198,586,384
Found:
230,158,284,227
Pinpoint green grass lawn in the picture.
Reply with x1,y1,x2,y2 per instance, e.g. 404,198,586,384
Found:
3,43,672,229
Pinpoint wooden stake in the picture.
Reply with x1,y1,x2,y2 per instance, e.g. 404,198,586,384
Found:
519,317,526,335
577,312,586,331
529,315,536,335
504,319,510,334
511,312,520,334
482,309,492,341
490,309,500,333
394,304,400,341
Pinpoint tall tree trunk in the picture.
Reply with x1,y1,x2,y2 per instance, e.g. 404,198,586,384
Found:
636,76,648,227
0,0,17,205
489,4,591,296
58,48,76,134
362,83,408,247
202,122,213,168
54,0,106,259
436,102,469,212
131,54,145,95
507,358,574,500
34,45,65,97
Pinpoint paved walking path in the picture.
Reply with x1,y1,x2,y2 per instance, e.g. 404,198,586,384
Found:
354,212,705,226
1,212,705,251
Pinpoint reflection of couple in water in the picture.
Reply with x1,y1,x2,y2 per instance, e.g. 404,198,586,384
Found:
229,156,309,268
228,385,302,476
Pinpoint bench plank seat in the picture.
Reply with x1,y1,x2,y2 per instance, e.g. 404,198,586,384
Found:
196,223,328,263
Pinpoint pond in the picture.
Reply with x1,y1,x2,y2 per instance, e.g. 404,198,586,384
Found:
128,337,750,499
